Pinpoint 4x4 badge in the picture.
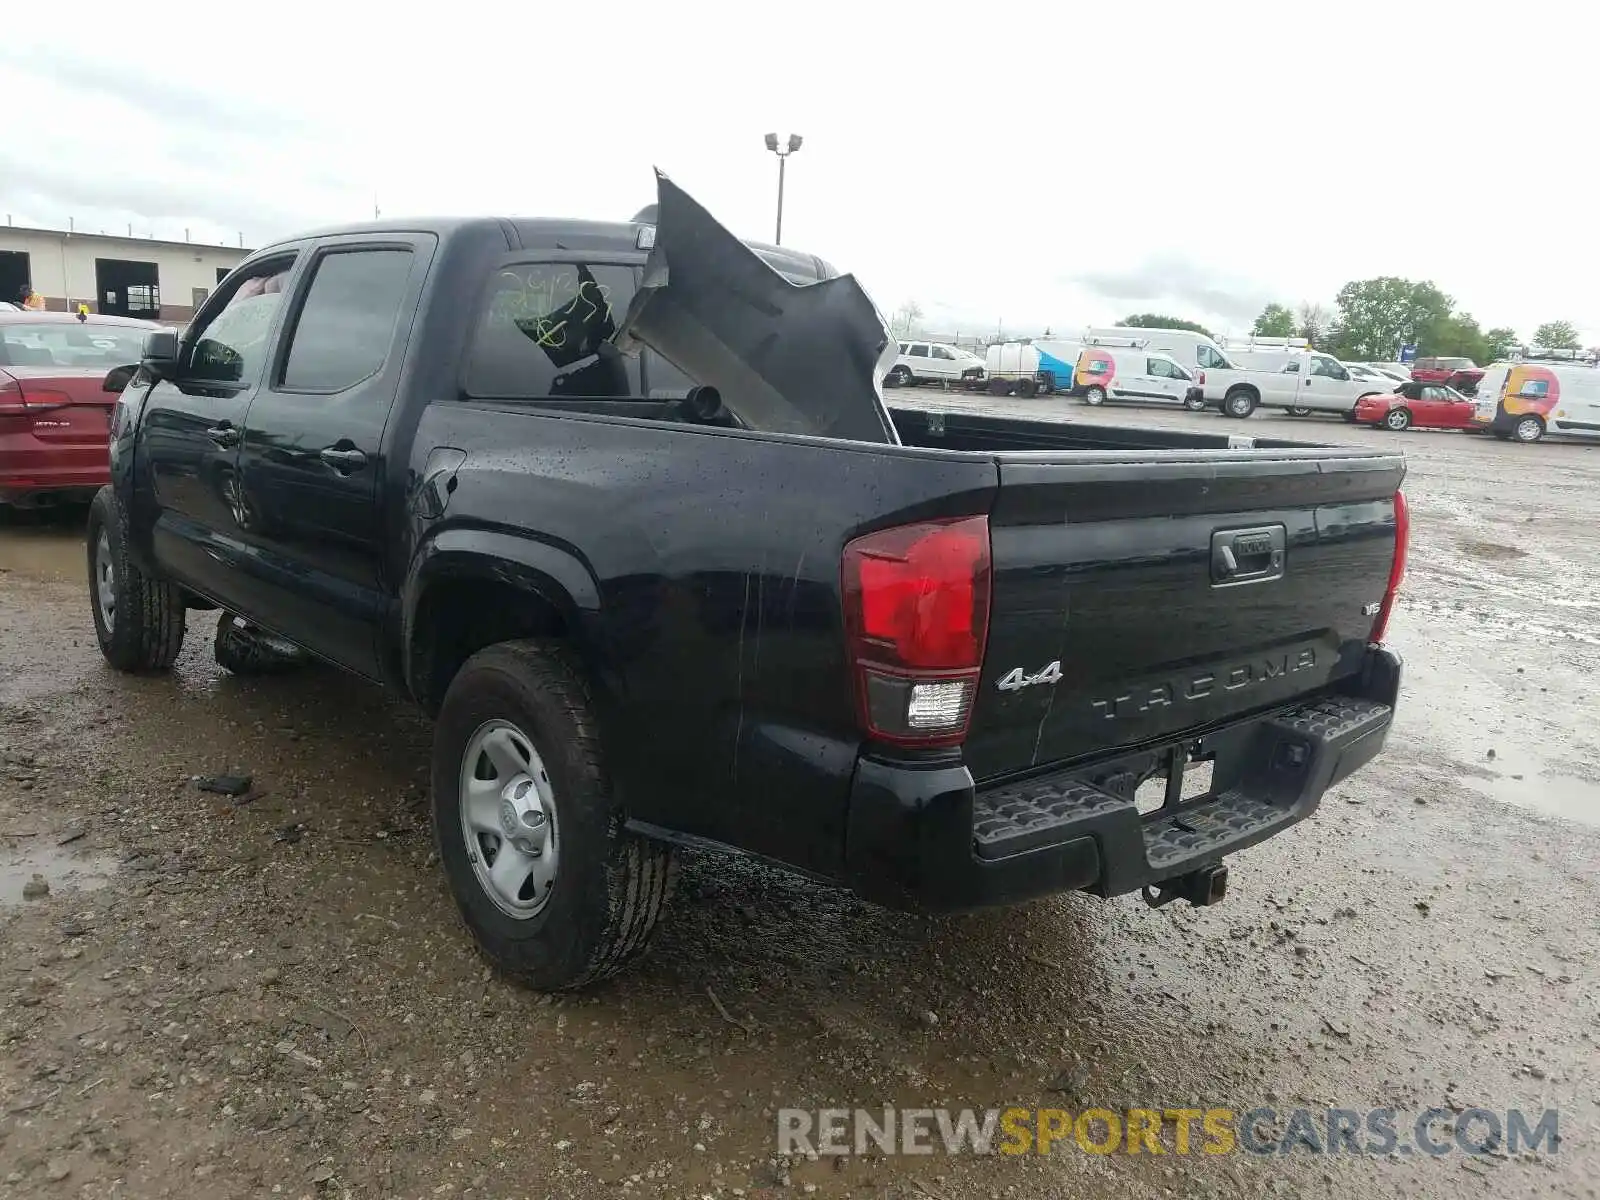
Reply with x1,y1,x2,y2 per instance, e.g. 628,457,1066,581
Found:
997,661,1063,692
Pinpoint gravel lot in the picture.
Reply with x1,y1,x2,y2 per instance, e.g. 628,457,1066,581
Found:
2,397,1597,1199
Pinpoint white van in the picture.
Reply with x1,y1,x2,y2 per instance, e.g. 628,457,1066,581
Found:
885,340,985,388
1074,346,1206,409
1472,361,1600,442
1084,326,1234,374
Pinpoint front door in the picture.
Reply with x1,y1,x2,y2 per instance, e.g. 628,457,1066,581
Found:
231,237,431,678
139,253,302,609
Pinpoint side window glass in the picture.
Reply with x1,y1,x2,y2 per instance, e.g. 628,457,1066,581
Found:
464,262,637,398
932,346,954,360
898,343,909,354
1283,360,1301,374
280,249,414,392
186,259,295,383
909,345,929,358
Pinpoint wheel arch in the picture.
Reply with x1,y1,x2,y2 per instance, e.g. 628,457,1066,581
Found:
403,530,604,717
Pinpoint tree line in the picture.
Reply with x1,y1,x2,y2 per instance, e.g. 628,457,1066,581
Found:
1243,281,1581,363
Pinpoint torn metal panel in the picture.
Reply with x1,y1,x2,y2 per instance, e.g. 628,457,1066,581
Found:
615,171,900,445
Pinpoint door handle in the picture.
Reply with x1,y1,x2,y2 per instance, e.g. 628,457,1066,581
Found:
205,423,240,448
319,446,368,472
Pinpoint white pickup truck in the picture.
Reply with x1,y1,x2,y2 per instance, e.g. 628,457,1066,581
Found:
1200,350,1392,419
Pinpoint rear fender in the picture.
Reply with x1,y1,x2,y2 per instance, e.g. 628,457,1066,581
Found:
401,528,603,699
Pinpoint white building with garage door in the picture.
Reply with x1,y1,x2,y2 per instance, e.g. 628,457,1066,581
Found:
0,222,252,323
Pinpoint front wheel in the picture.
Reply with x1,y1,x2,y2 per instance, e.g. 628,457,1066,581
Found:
1083,386,1107,406
86,487,186,672
432,640,677,991
1287,405,1312,416
1384,408,1412,431
1183,393,1207,412
1512,415,1545,443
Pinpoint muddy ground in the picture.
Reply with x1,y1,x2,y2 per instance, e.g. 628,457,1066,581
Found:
2,402,1597,1199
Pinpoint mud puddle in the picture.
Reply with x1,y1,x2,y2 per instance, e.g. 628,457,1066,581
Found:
1458,747,1600,827
0,835,117,904
0,512,88,583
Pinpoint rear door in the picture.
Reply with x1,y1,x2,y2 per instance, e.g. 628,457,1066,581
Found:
230,235,432,677
964,448,1405,780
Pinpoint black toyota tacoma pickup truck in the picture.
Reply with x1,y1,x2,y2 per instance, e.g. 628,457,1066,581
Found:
88,175,1407,990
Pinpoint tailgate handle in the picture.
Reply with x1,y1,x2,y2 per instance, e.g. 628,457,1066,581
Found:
1211,525,1285,586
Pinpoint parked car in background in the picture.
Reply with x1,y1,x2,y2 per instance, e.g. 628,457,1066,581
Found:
1075,346,1206,409
1359,363,1412,383
1408,356,1483,394
1199,350,1390,418
0,311,157,507
1473,361,1600,443
1345,363,1401,387
884,340,985,388
1354,381,1478,431
1090,326,1234,375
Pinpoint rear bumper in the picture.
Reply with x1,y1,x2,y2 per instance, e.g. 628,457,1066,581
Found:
0,462,108,505
843,646,1401,911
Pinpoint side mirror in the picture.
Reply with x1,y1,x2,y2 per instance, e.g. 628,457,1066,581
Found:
140,328,180,380
102,363,139,393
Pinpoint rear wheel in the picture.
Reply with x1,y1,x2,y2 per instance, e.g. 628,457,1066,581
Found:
1384,408,1412,431
1083,386,1106,406
86,487,186,673
986,378,1009,397
1183,393,1207,412
1287,405,1312,416
887,366,913,388
432,640,677,991
1223,389,1257,418
1016,378,1038,398
1512,415,1545,443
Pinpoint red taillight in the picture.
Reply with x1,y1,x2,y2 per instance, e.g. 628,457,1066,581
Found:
1369,490,1409,644
0,375,27,432
1197,370,1206,385
843,515,992,746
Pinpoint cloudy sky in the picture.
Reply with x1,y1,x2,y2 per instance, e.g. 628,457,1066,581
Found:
4,2,1595,342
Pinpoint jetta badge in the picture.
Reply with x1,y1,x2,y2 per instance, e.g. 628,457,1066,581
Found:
997,661,1063,692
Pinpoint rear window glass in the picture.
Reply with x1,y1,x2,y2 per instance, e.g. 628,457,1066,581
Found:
464,262,639,398
0,321,147,368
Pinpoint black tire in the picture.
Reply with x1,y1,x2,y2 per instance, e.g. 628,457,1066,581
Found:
1016,378,1038,399
1183,393,1207,412
1512,415,1545,443
214,614,305,675
432,639,676,991
888,366,914,388
1083,386,1107,406
86,486,186,672
1384,407,1412,431
986,378,1009,396
1223,388,1258,418
1287,405,1312,416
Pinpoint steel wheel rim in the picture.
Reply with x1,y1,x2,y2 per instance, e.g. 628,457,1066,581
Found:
1516,418,1540,441
459,719,559,919
94,531,116,628
1229,395,1250,415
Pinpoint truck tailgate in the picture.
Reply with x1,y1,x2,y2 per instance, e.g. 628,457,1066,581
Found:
964,450,1405,782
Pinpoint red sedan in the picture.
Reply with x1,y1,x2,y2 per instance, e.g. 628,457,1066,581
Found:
1354,381,1479,432
1,312,156,508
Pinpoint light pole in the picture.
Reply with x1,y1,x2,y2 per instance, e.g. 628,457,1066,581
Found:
764,132,803,245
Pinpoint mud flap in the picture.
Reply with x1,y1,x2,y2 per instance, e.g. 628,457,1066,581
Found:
614,170,900,445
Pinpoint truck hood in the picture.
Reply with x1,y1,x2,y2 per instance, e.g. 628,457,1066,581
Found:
614,171,900,445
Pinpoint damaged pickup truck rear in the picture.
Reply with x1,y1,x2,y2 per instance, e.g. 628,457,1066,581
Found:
90,174,1407,990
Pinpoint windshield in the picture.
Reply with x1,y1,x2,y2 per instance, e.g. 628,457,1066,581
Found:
0,320,149,369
